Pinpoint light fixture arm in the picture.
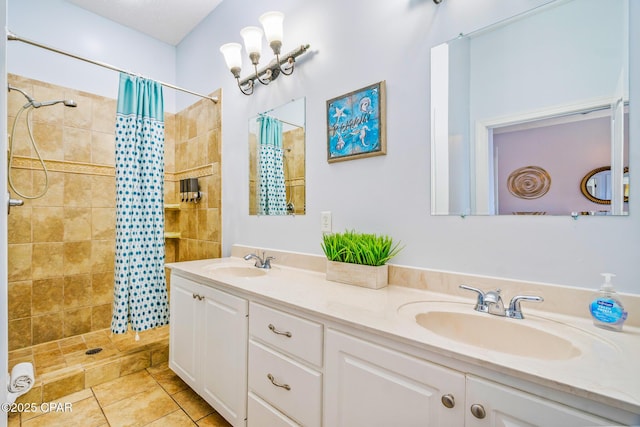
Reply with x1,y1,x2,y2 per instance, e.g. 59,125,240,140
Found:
229,66,254,95
237,78,254,96
238,44,310,89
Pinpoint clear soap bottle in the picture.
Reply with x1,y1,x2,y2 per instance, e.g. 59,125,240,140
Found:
589,273,627,331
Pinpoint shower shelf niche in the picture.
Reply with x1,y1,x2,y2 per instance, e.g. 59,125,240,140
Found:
164,204,181,239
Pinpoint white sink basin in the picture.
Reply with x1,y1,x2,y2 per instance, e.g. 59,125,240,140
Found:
207,266,268,278
398,301,595,360
415,310,580,360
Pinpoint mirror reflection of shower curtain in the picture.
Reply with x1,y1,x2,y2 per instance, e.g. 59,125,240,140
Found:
258,116,287,215
112,73,169,334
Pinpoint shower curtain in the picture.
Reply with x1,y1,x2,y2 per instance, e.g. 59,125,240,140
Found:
258,116,287,215
112,73,169,334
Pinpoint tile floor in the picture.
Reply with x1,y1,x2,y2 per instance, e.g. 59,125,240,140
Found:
8,363,232,427
9,327,170,377
9,327,170,405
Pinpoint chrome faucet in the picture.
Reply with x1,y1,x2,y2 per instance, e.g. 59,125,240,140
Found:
484,289,506,316
243,252,275,269
459,285,543,319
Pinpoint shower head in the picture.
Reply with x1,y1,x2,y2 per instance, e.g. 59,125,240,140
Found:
32,99,77,108
8,84,77,108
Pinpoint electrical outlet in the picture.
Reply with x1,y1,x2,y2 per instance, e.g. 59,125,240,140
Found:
320,211,332,233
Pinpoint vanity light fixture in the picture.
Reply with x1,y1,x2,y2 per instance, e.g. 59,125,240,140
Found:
220,11,310,96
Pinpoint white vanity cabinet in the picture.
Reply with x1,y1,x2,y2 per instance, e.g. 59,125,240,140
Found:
465,376,617,427
169,275,249,427
167,262,634,427
324,328,466,427
325,329,621,427
247,302,323,427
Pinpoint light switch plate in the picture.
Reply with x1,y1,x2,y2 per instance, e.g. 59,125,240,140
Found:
321,211,332,233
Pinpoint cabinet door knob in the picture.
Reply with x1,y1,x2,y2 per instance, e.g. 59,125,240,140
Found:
267,373,291,391
268,323,292,338
470,404,486,419
441,394,455,408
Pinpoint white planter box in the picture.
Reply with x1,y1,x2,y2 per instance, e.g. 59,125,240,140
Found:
325,261,388,289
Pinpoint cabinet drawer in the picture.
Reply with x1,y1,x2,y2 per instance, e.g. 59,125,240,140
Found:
249,302,323,366
248,340,322,427
248,392,300,427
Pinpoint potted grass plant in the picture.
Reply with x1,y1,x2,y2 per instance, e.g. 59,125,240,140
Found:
321,230,403,289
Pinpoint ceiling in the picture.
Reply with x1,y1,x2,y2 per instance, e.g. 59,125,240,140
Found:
66,0,224,45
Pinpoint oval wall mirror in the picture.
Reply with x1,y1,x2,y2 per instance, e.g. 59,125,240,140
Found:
580,166,629,205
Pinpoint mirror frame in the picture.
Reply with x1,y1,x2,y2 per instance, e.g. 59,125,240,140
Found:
580,166,629,205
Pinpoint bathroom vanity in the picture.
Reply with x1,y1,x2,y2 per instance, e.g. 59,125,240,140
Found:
167,252,640,427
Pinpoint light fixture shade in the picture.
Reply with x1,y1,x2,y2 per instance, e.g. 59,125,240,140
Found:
259,11,284,43
219,42,243,70
240,26,263,55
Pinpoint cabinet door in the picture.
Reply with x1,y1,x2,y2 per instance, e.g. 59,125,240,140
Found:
465,376,616,427
325,329,465,427
200,285,249,427
169,275,201,390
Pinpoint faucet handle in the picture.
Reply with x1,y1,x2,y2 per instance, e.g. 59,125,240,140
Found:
507,295,544,319
263,256,275,269
459,285,487,312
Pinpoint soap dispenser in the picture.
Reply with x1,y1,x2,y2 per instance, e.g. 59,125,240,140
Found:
589,273,627,331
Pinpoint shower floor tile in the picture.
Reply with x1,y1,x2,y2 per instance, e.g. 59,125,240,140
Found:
9,326,169,378
9,326,171,408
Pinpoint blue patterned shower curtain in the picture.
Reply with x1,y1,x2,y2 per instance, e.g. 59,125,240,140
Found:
258,116,287,215
111,73,169,334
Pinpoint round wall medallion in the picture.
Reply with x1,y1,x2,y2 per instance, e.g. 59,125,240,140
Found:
507,166,551,199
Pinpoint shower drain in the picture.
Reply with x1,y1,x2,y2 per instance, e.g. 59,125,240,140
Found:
85,347,103,355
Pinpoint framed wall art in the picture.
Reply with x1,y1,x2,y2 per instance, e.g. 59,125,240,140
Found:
326,81,386,163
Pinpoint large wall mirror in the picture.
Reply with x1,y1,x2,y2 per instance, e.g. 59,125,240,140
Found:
431,0,629,216
249,98,306,215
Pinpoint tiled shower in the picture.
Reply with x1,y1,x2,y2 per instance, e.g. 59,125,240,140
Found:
6,73,222,402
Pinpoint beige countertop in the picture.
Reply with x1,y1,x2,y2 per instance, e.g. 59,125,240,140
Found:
167,256,640,417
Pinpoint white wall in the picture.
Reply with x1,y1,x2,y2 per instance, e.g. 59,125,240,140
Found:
7,0,178,112
177,0,639,292
469,0,626,122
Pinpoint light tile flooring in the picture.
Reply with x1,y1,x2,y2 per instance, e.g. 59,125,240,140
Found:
8,363,233,427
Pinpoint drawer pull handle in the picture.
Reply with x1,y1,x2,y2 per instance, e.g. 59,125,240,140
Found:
267,373,291,391
192,293,204,301
268,324,292,338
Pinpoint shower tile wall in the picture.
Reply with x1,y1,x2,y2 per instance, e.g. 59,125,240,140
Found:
6,74,222,351
283,128,306,215
166,91,222,263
